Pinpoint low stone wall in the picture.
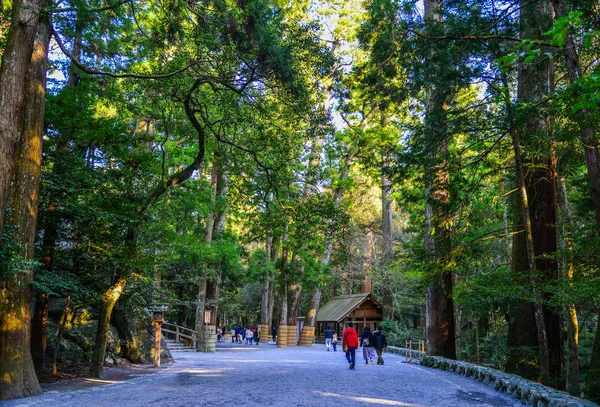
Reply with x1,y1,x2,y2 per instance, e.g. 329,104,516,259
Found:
418,355,598,407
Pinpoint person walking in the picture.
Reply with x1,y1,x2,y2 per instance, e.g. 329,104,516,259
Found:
271,326,277,343
231,327,236,343
255,328,261,345
361,325,375,365
372,325,388,365
247,328,254,345
324,326,334,351
342,322,359,370
241,327,247,344
332,332,338,351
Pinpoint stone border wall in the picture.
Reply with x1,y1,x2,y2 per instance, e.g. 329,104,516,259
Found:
416,355,598,407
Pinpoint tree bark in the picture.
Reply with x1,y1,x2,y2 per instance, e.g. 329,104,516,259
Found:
551,0,600,238
30,293,49,370
0,15,50,400
52,294,71,375
506,0,560,385
277,224,289,348
0,0,46,236
287,283,302,326
557,176,579,394
196,162,217,351
90,278,126,378
423,0,456,360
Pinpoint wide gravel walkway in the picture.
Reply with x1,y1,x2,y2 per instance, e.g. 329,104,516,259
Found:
2,341,522,407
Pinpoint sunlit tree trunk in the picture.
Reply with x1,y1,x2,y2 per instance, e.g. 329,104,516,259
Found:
0,15,49,399
0,0,46,236
90,278,126,377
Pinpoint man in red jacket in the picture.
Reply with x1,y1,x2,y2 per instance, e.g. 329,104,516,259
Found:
342,322,359,370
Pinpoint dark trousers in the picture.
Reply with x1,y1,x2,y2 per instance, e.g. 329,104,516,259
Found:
345,347,356,365
376,348,384,365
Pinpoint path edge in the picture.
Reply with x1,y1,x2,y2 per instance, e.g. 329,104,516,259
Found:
416,354,598,407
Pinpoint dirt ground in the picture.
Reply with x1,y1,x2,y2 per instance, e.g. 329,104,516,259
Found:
37,362,173,393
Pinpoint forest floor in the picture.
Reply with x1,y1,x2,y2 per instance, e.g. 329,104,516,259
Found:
2,341,522,407
35,362,172,393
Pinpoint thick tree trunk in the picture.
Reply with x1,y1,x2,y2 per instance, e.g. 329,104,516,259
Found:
0,0,46,236
90,278,126,378
0,16,50,400
507,0,559,386
423,0,456,360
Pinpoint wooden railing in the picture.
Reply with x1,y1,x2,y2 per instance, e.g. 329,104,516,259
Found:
162,322,197,349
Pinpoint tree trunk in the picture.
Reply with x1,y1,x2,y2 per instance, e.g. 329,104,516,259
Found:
52,294,71,375
381,156,394,317
505,0,560,385
287,284,302,326
196,162,217,351
423,0,456,360
90,278,126,378
360,231,373,293
277,224,289,348
551,0,600,238
195,278,207,351
0,15,50,400
30,293,49,370
557,176,580,394
0,0,46,236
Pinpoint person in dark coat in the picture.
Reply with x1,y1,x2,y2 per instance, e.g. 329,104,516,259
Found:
360,326,375,364
372,325,388,365
271,326,277,343
324,326,334,351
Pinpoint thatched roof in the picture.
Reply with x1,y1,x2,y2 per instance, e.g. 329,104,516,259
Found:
316,293,380,323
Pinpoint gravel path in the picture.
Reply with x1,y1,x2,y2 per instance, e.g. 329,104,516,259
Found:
2,342,522,407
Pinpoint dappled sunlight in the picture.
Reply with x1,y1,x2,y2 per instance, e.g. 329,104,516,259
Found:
83,378,121,384
313,391,424,406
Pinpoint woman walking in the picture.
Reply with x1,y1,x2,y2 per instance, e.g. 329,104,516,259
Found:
360,325,375,365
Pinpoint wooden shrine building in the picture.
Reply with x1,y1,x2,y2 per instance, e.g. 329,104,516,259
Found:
315,293,383,341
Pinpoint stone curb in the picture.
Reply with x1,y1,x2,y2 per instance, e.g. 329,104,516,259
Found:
416,355,598,407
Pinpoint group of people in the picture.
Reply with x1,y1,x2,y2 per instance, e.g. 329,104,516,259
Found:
326,323,388,370
230,325,262,345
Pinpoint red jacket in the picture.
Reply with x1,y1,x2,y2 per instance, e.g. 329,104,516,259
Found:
343,327,359,348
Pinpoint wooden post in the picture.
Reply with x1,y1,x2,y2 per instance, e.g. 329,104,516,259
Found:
410,342,413,364
176,325,180,343
405,340,408,363
154,322,161,368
